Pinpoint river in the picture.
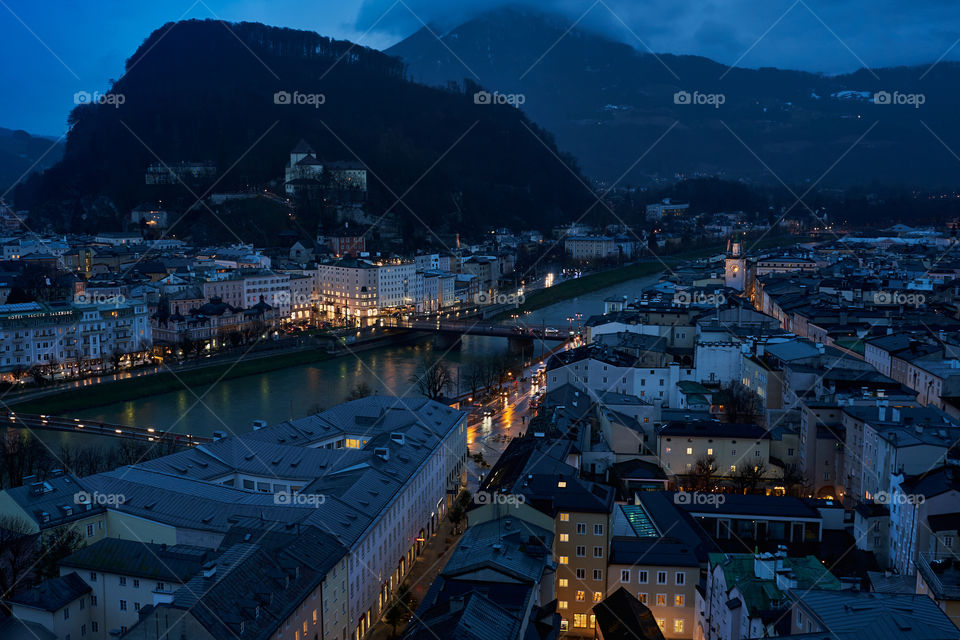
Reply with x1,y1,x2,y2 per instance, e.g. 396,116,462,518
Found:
33,270,661,448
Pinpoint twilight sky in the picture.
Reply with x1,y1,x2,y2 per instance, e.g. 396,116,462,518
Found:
3,0,959,134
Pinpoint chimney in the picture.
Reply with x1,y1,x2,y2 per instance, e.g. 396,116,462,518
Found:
202,561,216,579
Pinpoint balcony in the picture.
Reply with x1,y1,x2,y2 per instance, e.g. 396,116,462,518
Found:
918,552,960,600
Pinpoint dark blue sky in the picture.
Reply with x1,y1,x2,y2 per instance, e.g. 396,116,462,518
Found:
4,0,959,135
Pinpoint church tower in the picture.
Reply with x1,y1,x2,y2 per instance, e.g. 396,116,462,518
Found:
725,235,747,292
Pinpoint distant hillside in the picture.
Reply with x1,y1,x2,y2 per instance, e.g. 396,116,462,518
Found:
388,6,960,188
0,127,63,193
16,19,592,241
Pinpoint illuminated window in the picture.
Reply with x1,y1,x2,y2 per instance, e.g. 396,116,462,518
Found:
686,447,693,455
674,619,684,633
576,591,585,602
593,592,603,602
559,578,569,588
560,513,569,522
657,594,666,606
559,556,569,565
560,533,569,542
558,601,568,609
675,594,684,606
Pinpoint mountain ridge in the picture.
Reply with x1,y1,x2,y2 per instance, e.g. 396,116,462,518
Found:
388,6,960,188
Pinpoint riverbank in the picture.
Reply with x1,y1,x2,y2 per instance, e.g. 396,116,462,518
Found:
10,330,426,415
508,233,806,317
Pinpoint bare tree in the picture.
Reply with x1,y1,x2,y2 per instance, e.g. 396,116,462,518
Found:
719,381,763,424
731,460,768,494
0,515,39,608
36,525,84,581
410,355,454,400
685,454,718,492
779,463,810,497
346,382,374,401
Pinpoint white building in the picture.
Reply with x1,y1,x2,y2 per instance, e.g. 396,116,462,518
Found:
0,300,152,377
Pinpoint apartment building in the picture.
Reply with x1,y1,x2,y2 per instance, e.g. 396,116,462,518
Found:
47,397,468,640
0,299,151,376
375,261,415,310
59,538,208,636
316,258,380,323
702,552,840,640
658,421,771,479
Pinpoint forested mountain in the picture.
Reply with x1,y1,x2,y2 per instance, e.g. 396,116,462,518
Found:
0,128,63,193
16,20,592,241
389,6,960,188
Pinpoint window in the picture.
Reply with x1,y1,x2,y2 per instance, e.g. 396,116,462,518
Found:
594,523,604,536
81,624,86,637
638,592,648,604
119,577,127,586
90,596,97,607
559,556,569,565
707,448,713,455
574,614,587,628
657,619,666,630
576,591,585,602
731,449,736,456
120,600,127,611
656,594,666,606
134,602,141,611
64,607,70,620
560,533,569,542
594,547,603,558
577,523,587,535
576,569,586,580
79,599,85,610
558,601,568,609
621,570,631,583
90,572,97,582
945,536,955,548
755,449,761,457
560,513,569,522
92,623,99,633
559,578,569,588
86,524,94,537
788,448,795,456
593,592,603,602
657,571,667,585
133,579,140,588
639,570,648,584
686,447,693,455
593,569,602,581
576,546,586,557
674,619,685,633
675,572,685,585
675,594,685,606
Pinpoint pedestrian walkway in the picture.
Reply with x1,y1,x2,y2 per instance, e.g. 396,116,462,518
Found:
366,510,463,640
